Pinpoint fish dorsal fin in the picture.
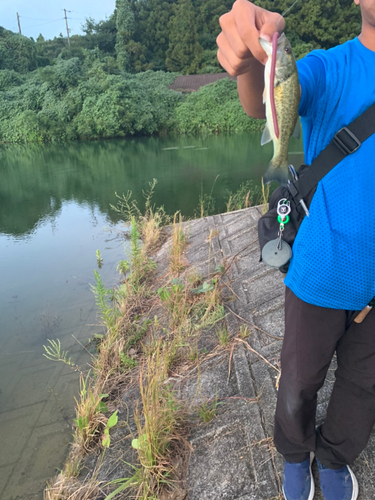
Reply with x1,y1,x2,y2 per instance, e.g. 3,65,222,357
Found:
261,122,272,146
292,119,300,140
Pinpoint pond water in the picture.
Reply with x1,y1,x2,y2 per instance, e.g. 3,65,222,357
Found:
0,132,303,499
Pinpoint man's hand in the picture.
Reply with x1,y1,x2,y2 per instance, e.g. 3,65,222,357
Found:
217,0,284,75
216,0,284,118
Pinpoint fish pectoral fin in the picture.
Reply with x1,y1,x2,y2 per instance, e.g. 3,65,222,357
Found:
261,122,272,146
292,119,300,140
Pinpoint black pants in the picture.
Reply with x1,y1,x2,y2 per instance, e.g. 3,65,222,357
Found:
274,287,375,469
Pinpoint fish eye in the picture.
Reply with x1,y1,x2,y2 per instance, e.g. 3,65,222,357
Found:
284,46,291,54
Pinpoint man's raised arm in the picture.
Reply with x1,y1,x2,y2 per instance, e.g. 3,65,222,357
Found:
216,0,284,119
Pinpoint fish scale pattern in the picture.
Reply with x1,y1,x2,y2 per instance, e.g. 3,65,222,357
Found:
284,38,375,310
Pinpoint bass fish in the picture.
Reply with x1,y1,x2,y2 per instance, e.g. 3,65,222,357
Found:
259,32,300,184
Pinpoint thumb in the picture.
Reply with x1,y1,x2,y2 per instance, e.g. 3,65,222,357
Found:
259,15,285,42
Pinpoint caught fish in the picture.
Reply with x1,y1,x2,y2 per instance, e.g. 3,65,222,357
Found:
259,32,300,184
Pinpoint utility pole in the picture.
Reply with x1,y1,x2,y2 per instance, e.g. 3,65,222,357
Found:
63,9,71,46
16,12,21,35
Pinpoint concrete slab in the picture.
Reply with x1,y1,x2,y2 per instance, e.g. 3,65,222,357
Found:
76,206,375,500
181,206,375,500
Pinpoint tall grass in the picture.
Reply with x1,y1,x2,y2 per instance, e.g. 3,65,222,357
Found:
194,178,270,218
45,179,235,500
169,213,187,274
73,372,109,453
111,179,170,252
225,180,263,212
103,345,186,500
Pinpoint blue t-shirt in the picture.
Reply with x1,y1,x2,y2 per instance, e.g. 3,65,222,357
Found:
284,37,375,310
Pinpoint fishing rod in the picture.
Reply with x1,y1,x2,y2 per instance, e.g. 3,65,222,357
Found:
282,0,302,18
273,0,302,36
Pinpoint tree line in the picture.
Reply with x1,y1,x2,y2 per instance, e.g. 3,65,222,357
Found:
0,0,361,143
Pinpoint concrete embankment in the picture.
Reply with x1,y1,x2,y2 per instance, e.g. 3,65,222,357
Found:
80,206,374,500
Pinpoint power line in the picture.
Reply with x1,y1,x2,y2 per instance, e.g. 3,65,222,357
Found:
20,19,64,30
19,16,58,21
14,11,87,38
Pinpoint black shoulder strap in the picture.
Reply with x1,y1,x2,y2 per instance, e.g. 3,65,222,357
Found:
288,102,375,203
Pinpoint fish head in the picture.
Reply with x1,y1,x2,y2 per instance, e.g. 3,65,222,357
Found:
259,33,296,82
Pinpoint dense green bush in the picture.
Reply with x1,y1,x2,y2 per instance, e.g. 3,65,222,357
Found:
0,69,26,91
0,65,266,143
0,55,182,143
174,79,264,135
0,28,37,73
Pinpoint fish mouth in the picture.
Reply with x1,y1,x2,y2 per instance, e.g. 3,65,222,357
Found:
258,37,270,51
259,32,286,47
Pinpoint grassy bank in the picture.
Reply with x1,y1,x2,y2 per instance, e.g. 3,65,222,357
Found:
43,180,268,500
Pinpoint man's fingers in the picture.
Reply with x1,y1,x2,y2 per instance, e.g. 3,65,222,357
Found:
233,2,285,65
217,46,253,76
219,13,252,62
217,1,285,70
217,48,236,76
233,2,268,64
216,30,253,74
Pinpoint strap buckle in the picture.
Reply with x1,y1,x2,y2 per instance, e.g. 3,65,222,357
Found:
333,127,361,155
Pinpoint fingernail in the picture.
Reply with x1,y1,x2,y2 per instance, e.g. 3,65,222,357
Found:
262,34,271,42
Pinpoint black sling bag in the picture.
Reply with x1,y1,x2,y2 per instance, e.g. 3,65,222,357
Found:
258,101,375,273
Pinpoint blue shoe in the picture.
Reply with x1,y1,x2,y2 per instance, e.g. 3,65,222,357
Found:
317,459,358,500
282,452,315,500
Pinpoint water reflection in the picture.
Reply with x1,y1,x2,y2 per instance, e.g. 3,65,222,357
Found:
0,202,125,499
0,133,304,238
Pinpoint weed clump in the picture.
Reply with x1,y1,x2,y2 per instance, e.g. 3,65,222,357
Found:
169,213,187,273
106,345,187,499
197,392,220,423
225,180,263,212
44,179,235,500
111,178,170,254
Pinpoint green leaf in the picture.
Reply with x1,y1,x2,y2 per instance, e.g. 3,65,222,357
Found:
104,476,138,500
74,416,88,431
191,281,214,294
97,401,108,413
131,433,147,449
131,438,140,449
106,410,118,429
158,288,171,302
102,429,111,448
172,283,184,293
171,278,182,285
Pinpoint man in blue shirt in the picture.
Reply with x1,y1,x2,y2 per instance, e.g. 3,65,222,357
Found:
217,1,375,500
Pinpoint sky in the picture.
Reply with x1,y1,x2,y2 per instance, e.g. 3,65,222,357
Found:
0,0,116,41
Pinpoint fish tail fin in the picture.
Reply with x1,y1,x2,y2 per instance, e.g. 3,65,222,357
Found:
262,157,289,185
